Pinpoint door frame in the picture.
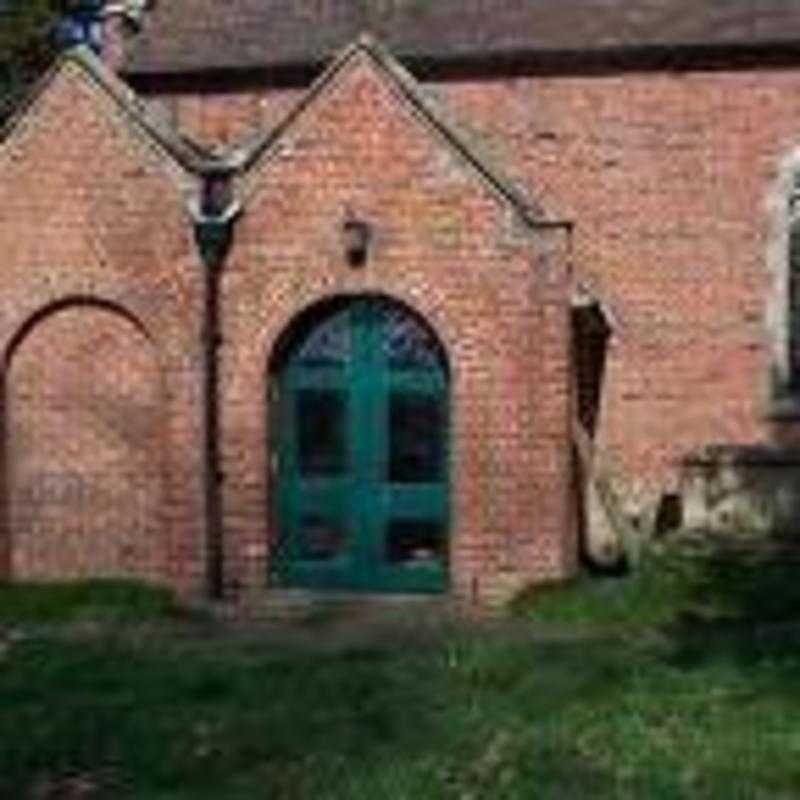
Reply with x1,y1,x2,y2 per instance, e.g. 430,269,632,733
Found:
267,294,451,593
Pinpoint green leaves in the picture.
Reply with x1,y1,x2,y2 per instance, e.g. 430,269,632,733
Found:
0,0,60,122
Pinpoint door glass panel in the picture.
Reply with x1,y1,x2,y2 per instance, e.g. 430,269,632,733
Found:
389,392,444,483
379,301,444,370
386,520,444,564
297,389,346,476
295,307,352,366
299,515,346,561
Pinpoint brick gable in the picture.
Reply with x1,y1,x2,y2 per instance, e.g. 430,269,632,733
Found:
218,41,574,608
0,51,207,596
0,40,575,610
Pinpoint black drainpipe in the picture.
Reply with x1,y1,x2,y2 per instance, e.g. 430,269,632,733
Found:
191,168,239,600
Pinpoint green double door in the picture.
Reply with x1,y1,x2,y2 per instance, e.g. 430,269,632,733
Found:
273,297,448,592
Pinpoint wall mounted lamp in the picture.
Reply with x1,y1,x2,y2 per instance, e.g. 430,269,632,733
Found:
342,212,371,268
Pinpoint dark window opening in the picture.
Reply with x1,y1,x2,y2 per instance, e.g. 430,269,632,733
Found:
296,389,346,476
389,392,444,483
386,521,444,565
572,303,611,438
654,493,683,537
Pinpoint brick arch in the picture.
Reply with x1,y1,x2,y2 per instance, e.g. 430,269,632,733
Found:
260,289,456,550
218,283,467,596
258,286,460,383
3,296,156,367
2,299,166,582
263,292,453,591
266,291,452,377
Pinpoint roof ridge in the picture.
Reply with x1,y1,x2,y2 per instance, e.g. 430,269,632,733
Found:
122,0,800,78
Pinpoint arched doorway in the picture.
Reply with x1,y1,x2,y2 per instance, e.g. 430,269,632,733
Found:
269,295,449,592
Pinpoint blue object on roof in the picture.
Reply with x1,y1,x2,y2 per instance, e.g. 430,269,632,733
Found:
54,1,104,54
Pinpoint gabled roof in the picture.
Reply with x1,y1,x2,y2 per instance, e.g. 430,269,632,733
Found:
233,35,562,233
123,0,800,78
0,46,211,173
0,39,564,231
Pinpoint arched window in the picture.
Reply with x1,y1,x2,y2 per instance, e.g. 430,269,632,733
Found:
766,158,800,412
789,213,800,392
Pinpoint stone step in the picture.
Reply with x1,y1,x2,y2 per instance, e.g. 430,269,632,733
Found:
228,589,453,626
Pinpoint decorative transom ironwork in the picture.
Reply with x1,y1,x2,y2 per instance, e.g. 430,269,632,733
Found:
377,299,444,370
294,306,352,365
290,298,444,371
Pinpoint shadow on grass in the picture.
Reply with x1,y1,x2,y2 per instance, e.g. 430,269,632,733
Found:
658,550,800,673
516,541,800,679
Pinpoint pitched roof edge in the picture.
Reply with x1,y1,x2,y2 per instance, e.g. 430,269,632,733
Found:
357,35,562,230
64,46,212,173
235,34,571,233
0,46,213,177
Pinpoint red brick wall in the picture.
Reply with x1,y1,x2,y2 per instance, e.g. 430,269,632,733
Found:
0,62,206,597
144,64,800,517
217,54,573,609
436,71,792,512
426,71,800,519
7,303,164,580
161,89,305,148
0,52,575,609
24,43,800,605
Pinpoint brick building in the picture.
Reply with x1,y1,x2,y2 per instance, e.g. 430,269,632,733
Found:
2,0,800,612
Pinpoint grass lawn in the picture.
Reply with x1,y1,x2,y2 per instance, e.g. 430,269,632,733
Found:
2,561,800,799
